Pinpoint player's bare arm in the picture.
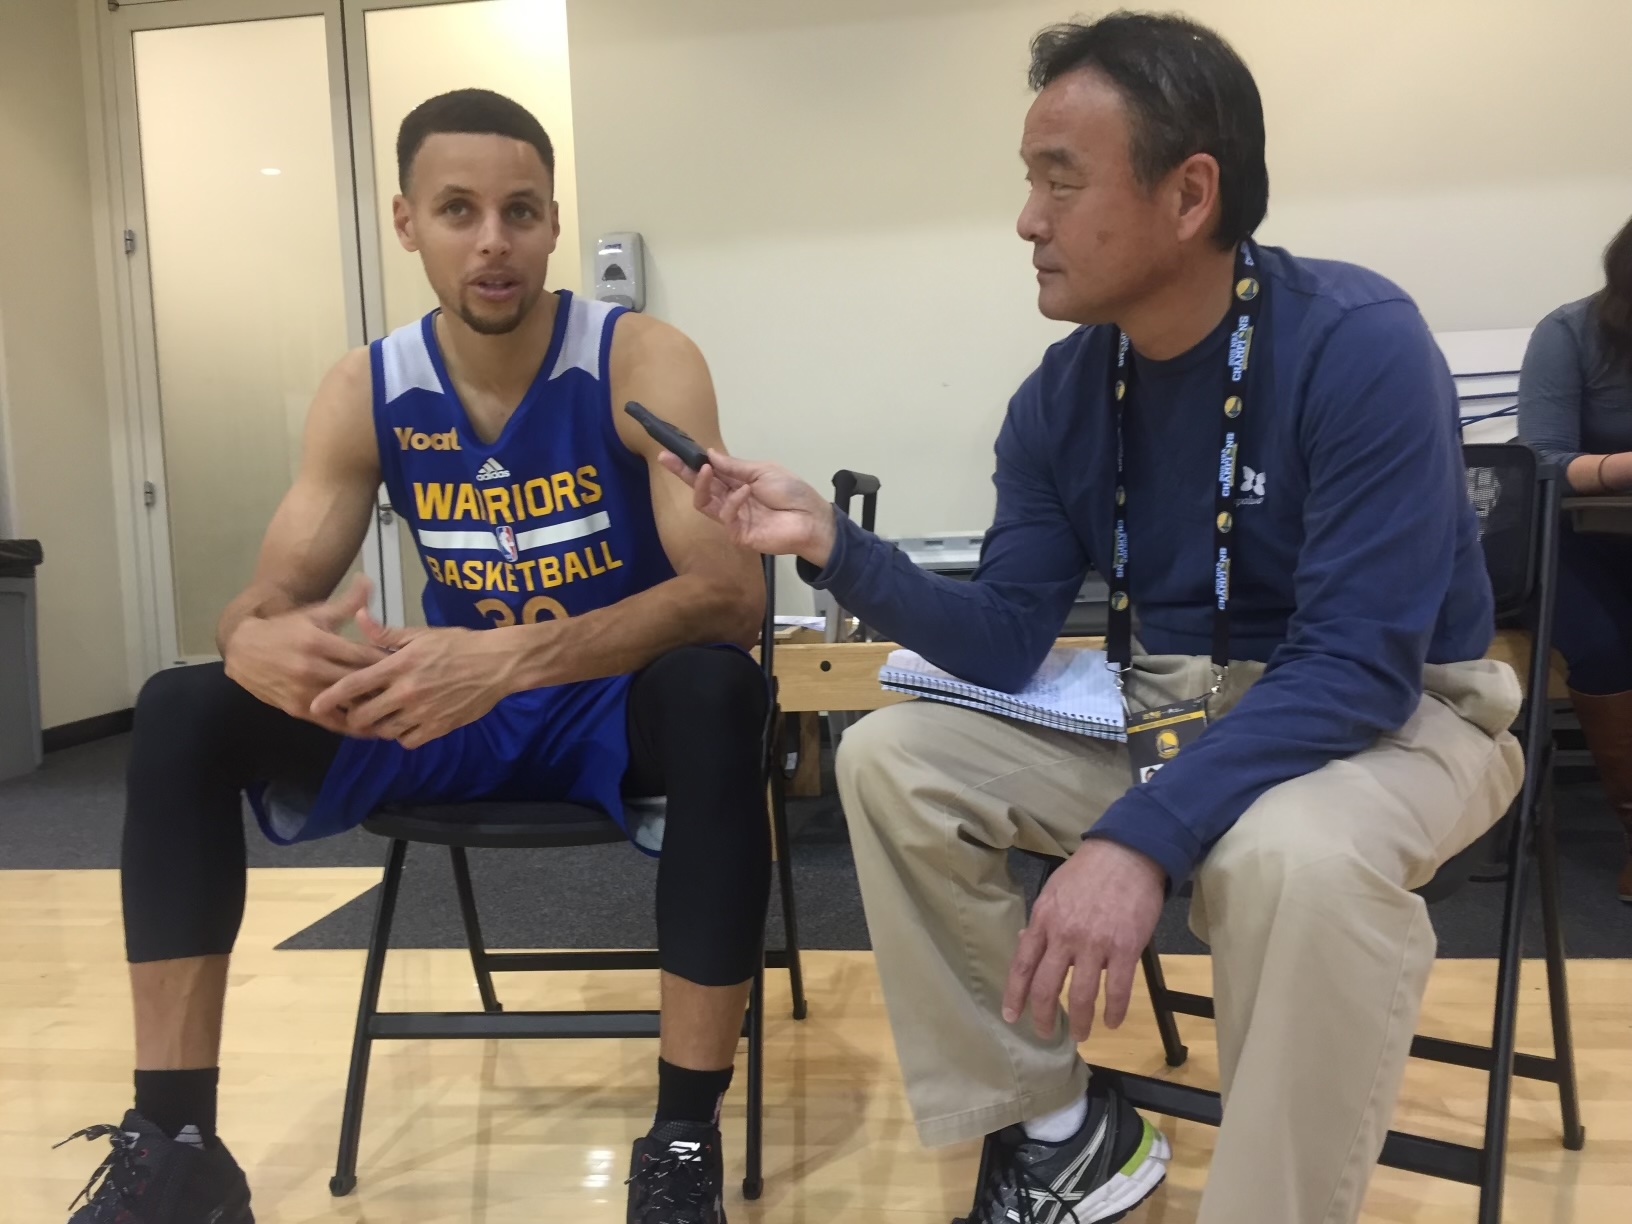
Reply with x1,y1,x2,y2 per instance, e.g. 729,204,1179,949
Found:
523,311,766,676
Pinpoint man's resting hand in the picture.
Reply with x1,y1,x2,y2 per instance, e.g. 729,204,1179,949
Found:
1003,838,1167,1044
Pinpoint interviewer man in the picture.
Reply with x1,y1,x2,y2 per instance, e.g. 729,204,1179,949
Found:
667,13,1522,1224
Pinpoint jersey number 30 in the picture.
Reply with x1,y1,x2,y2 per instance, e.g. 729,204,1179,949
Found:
474,596,569,627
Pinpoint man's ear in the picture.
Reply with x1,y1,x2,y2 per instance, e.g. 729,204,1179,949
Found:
1171,152,1222,245
393,194,418,253
549,198,561,249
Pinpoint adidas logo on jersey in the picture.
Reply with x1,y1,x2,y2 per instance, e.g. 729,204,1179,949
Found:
476,457,512,482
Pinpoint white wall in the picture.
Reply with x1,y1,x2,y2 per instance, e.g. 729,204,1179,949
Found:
0,0,130,725
1238,0,1632,326
567,0,1632,607
568,0,1071,607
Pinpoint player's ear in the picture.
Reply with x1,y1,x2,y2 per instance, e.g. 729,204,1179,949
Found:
393,194,418,252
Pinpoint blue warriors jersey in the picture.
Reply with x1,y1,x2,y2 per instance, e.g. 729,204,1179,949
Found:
374,291,672,629
254,291,677,846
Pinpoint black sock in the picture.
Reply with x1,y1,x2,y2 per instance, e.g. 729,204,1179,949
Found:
655,1059,733,1126
134,1068,219,1142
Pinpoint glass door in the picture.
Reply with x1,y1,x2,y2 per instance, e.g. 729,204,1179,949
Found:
107,0,381,665
344,0,582,626
105,0,583,663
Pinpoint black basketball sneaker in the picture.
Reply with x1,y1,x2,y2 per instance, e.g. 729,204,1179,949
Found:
56,1110,253,1223
954,1082,1169,1223
626,1119,727,1223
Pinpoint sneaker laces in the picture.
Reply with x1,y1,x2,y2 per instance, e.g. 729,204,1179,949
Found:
625,1141,714,1222
969,1141,1082,1224
54,1124,150,1217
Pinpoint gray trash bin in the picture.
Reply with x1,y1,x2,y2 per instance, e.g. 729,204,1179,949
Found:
0,539,43,782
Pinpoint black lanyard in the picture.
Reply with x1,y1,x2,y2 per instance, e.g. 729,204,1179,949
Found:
1105,241,1264,692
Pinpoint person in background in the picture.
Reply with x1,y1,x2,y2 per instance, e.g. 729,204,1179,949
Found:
1518,212,1632,903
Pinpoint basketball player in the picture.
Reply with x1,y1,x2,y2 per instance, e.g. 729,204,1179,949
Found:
58,90,767,1224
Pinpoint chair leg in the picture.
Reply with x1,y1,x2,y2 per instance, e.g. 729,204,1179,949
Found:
331,837,409,1197
741,967,765,1201
449,845,502,1014
769,757,808,1021
1535,778,1586,1150
1140,945,1189,1068
1477,799,1537,1224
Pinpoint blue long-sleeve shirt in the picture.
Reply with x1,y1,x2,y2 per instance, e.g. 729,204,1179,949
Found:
804,243,1495,886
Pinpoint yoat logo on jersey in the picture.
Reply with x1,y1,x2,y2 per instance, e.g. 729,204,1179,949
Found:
395,426,461,452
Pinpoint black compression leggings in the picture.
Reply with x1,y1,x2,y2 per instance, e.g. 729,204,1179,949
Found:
122,646,771,986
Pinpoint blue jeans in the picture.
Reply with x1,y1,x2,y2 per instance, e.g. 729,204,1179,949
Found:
1553,522,1632,694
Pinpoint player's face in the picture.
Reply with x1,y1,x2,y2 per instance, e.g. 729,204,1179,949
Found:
1016,70,1182,326
395,133,559,336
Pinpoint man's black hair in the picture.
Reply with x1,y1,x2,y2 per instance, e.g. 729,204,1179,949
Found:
1029,11,1269,248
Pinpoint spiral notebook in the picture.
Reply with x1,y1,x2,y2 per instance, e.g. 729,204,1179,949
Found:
878,646,1127,741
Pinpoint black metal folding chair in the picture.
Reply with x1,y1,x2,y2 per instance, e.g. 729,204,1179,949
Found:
328,555,806,1202
812,470,884,750
820,469,881,644
1068,442,1583,1223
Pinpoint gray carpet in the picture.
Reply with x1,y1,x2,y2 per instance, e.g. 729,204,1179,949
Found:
0,735,384,870
4,734,1630,957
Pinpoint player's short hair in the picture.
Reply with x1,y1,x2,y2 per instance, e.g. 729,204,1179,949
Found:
396,88,555,193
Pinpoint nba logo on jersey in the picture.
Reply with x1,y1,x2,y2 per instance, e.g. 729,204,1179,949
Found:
495,525,519,562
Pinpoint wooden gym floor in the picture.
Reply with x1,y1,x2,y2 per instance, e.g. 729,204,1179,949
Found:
3,867,1628,1221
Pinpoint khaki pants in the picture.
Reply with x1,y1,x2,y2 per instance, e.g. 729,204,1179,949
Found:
836,654,1523,1224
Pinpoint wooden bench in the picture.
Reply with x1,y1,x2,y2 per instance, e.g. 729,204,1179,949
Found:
768,628,1566,715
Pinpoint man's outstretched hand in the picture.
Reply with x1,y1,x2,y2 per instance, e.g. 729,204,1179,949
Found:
1003,838,1167,1044
658,449,838,568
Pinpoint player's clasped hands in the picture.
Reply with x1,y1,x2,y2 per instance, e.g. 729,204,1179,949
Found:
222,575,387,737
222,573,514,748
309,609,515,749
